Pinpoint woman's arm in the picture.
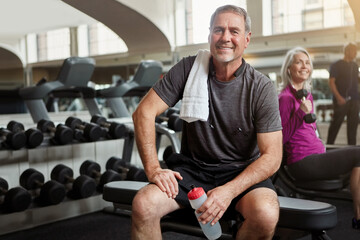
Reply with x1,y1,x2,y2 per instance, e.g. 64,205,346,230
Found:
279,95,306,143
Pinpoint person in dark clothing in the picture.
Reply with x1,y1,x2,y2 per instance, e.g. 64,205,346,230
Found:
327,42,359,145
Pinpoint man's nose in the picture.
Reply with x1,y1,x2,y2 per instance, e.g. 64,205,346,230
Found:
220,30,231,41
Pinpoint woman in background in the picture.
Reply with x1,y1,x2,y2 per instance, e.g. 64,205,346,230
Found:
278,46,360,229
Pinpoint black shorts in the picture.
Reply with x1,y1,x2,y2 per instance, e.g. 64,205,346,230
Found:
165,153,276,218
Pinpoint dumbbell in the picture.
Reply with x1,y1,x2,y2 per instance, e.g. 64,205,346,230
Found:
65,117,101,142
37,119,73,145
90,115,129,139
0,128,26,150
127,166,148,182
0,177,31,213
105,157,148,182
19,168,66,205
79,160,123,192
105,156,131,179
156,108,183,132
7,120,43,148
166,108,180,117
51,164,96,199
295,89,317,123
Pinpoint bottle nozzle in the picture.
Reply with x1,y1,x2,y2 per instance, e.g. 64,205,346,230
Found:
190,184,195,189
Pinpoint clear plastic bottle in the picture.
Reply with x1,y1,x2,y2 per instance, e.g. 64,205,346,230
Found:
187,185,222,240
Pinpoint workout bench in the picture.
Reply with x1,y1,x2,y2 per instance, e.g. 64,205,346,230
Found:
103,181,337,240
272,154,352,202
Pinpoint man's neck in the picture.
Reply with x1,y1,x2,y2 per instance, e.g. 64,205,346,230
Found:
213,58,243,82
343,56,353,62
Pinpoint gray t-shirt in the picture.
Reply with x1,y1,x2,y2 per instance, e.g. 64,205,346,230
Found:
153,56,282,170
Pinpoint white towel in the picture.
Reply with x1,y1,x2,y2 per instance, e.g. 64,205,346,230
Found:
180,49,211,123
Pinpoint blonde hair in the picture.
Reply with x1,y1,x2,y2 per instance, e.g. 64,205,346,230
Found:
280,47,313,91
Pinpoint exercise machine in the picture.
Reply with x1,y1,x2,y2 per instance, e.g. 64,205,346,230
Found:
96,60,163,118
19,57,102,123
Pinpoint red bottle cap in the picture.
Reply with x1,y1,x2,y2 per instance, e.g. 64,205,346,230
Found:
187,186,205,200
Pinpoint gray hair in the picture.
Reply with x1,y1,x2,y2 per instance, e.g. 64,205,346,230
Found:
280,47,313,91
210,5,251,34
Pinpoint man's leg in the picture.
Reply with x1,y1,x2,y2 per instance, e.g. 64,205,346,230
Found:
327,104,347,144
346,100,359,145
131,184,181,240
234,187,279,240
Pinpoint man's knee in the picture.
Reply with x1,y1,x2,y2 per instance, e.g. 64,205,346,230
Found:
247,200,279,233
132,184,179,221
132,185,163,220
236,189,279,235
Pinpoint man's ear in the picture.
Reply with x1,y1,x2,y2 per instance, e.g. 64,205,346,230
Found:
244,31,251,49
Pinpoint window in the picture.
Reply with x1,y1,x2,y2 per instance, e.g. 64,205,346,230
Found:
35,28,70,62
303,8,323,30
88,23,127,56
269,0,354,35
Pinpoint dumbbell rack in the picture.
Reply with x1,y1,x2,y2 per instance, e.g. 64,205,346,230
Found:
0,112,139,236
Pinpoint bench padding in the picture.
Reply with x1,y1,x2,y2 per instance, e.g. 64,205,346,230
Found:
103,181,337,234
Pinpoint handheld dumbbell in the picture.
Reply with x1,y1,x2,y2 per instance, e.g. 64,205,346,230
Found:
0,127,26,150
20,168,66,205
65,116,101,142
156,108,183,132
0,177,31,213
90,115,129,139
295,89,317,123
37,119,73,145
7,120,43,148
51,164,96,199
105,156,148,182
79,160,123,192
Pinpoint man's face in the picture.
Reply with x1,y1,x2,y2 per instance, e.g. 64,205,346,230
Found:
208,12,251,64
345,45,357,61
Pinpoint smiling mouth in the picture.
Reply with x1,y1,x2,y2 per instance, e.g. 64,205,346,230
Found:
216,46,233,50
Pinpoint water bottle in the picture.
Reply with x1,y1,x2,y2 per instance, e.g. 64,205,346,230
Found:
187,185,222,240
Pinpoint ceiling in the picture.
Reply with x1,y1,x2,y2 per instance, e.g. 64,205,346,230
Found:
0,0,97,41
0,0,171,69
63,0,170,54
0,0,98,69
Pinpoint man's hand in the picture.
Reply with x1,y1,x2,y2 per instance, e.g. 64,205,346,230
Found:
336,95,346,105
148,168,183,199
196,186,234,226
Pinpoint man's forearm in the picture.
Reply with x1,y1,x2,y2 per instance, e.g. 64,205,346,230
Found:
223,152,281,199
133,111,161,177
222,131,282,199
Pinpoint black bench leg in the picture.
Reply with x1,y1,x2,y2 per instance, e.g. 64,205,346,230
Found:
311,230,332,240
